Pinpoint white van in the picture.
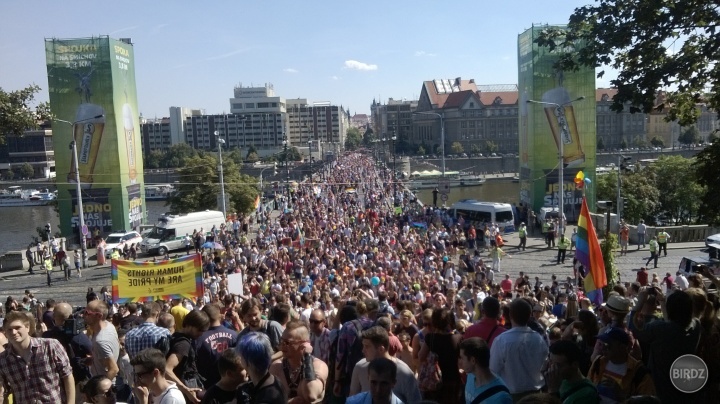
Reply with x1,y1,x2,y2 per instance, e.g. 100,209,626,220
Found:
140,210,225,256
449,200,515,232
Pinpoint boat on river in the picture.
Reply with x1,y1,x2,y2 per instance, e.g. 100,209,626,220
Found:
145,184,176,201
406,170,486,190
0,186,56,207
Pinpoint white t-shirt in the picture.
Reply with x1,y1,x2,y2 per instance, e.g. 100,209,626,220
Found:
153,382,185,404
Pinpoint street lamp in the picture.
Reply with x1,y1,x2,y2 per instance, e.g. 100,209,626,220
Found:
55,114,104,269
526,96,585,236
283,136,290,204
391,135,397,195
413,111,445,177
214,131,227,219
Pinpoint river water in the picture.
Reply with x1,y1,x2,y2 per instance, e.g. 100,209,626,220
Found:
2,181,520,253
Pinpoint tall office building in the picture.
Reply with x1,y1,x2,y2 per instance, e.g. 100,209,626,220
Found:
286,98,349,153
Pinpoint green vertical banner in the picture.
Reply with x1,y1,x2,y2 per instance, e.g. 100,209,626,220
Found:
518,25,596,222
45,37,144,241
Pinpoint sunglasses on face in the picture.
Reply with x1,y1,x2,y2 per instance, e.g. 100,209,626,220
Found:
309,319,324,324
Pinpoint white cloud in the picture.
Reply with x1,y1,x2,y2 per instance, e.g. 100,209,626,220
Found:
415,50,437,57
331,76,340,81
284,68,299,73
205,48,250,61
343,59,378,71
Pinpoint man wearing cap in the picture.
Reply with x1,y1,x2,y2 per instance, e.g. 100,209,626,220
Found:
588,327,655,402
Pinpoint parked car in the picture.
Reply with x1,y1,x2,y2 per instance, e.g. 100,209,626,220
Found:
707,233,720,247
104,231,143,258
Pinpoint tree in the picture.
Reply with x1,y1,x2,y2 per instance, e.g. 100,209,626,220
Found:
484,140,498,154
647,155,703,224
167,155,259,215
1,170,14,181
14,163,34,179
416,145,426,156
345,127,362,150
694,139,720,225
0,85,52,145
161,143,197,168
246,145,257,159
597,137,605,151
226,147,245,165
678,126,701,146
246,152,259,163
620,139,628,149
470,143,482,154
450,142,464,155
595,168,661,224
633,137,648,148
144,150,163,169
535,0,720,127
650,137,664,148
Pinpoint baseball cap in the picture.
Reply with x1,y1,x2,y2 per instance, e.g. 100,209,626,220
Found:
597,327,631,345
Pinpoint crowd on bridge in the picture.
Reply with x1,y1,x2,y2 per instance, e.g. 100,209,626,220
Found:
0,151,719,404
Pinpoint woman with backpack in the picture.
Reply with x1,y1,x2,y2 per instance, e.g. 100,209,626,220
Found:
418,308,463,404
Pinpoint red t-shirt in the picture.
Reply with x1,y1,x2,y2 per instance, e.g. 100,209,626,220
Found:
636,270,649,286
463,317,507,347
500,279,513,293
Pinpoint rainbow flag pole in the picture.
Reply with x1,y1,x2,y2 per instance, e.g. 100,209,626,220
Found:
576,195,608,306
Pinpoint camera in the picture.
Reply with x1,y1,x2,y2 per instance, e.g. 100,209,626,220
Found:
63,318,85,336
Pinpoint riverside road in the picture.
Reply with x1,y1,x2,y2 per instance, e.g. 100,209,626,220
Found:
0,228,706,308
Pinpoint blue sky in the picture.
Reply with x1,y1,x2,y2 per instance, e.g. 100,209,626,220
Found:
0,1,611,117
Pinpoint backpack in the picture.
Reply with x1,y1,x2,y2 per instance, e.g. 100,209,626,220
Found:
169,333,202,387
341,319,373,378
154,334,170,356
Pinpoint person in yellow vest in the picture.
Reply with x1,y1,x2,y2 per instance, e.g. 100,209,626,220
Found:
517,222,527,251
542,219,551,247
44,254,53,287
488,242,511,272
557,233,571,265
645,236,659,268
657,228,670,256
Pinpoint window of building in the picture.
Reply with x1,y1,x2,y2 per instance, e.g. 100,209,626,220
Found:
232,103,243,109
469,102,474,108
257,102,269,108
245,103,255,109
461,121,467,128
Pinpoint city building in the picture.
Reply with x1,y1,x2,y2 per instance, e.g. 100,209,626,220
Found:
286,98,349,157
140,107,204,153
185,112,287,154
371,98,418,152
410,78,519,154
595,88,647,150
0,129,55,178
350,113,370,128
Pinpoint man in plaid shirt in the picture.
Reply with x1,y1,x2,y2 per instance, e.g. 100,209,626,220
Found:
0,311,75,403
125,302,171,359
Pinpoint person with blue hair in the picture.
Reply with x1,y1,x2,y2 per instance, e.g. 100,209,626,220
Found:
236,332,286,403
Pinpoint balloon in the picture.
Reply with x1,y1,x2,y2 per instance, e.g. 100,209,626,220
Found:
371,276,380,286
575,171,585,180
584,178,592,185
443,256,449,262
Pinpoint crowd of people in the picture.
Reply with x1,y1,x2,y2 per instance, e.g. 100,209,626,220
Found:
1,151,719,404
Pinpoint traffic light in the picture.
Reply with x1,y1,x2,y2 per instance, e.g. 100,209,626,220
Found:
622,197,629,212
273,162,278,176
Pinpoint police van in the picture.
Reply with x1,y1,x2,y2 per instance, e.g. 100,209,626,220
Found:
140,210,225,256
449,200,515,232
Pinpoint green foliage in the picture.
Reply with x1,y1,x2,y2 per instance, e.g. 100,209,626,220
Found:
678,126,701,145
450,142,464,154
161,143,198,168
620,139,628,149
226,147,245,165
277,147,301,162
470,143,482,154
362,128,376,145
601,233,620,299
166,155,259,215
693,139,720,225
647,155,702,224
484,140,498,154
246,145,257,159
14,163,34,179
416,145,426,156
0,84,52,145
535,0,720,127
633,138,647,148
345,127,362,150
246,152,259,163
1,170,14,181
144,150,163,169
597,137,605,150
650,137,664,148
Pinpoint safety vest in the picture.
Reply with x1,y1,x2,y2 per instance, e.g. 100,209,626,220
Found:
542,222,549,233
558,237,570,250
519,226,526,238
658,232,668,243
649,240,658,252
44,258,53,271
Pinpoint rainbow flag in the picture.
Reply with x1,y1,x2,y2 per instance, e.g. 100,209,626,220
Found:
576,196,607,306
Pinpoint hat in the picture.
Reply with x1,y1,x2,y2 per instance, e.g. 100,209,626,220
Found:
604,295,631,314
532,304,544,312
597,327,631,345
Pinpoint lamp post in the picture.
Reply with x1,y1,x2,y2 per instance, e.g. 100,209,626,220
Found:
413,111,445,177
214,131,227,219
391,134,397,195
283,136,290,204
55,114,104,269
526,96,585,236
